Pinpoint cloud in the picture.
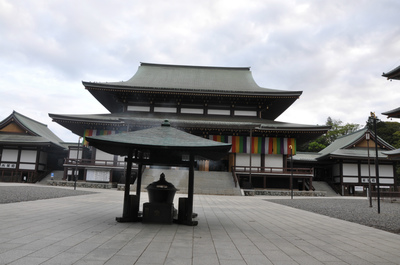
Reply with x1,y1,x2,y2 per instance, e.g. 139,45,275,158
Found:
1,0,400,141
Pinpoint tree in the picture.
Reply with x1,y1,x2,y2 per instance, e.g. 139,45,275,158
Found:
366,118,400,147
299,117,362,152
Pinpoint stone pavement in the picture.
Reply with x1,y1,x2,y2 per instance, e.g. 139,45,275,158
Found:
1,185,400,264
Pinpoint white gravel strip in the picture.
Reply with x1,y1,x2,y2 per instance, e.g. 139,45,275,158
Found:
266,198,400,234
0,185,95,204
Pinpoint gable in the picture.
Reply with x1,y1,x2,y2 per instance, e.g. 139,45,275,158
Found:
354,138,377,148
0,121,28,134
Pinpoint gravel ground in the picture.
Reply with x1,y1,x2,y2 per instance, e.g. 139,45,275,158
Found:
266,198,400,234
0,185,96,204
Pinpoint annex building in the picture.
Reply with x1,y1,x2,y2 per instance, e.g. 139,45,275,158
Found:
0,111,66,182
49,62,330,191
294,128,397,196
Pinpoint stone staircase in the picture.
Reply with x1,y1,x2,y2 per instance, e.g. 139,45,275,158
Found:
139,168,241,196
312,181,340,197
37,170,64,183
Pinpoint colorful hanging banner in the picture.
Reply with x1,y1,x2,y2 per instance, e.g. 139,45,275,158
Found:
83,129,117,146
210,135,296,155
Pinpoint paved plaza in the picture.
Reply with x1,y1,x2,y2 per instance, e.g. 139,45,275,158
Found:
1,184,400,265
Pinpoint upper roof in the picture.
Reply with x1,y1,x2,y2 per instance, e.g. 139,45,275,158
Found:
0,111,65,150
382,65,400,80
84,62,302,96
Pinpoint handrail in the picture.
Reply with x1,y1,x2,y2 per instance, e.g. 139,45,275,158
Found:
231,168,239,187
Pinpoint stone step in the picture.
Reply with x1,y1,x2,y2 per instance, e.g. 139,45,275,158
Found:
312,181,341,196
130,168,241,196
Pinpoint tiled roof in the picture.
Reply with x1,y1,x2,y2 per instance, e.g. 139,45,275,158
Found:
49,112,330,132
292,152,320,162
382,107,400,118
317,128,394,160
382,64,400,80
85,62,302,96
0,111,65,150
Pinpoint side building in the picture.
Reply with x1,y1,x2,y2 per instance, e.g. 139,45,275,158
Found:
0,111,67,182
49,62,330,190
294,128,397,196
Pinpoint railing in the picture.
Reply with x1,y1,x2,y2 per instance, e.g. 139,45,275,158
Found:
0,170,40,183
305,179,315,191
64,158,127,168
327,180,341,195
232,166,313,176
231,171,239,187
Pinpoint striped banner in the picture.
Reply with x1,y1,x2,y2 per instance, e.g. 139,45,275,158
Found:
210,135,296,155
83,129,117,146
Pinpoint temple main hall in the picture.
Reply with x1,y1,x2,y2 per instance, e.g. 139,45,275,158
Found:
49,62,330,190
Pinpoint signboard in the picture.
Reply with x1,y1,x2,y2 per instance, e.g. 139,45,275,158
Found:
86,169,110,182
361,178,376,183
355,186,364,192
0,163,16,169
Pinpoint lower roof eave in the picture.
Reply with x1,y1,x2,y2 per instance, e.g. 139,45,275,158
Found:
318,154,391,161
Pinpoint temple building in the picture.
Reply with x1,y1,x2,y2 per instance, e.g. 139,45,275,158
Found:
381,65,400,160
49,62,330,190
382,65,400,119
0,111,66,182
294,128,397,196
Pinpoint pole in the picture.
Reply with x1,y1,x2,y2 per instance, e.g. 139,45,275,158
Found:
366,133,372,207
249,130,252,187
74,137,81,190
372,114,381,214
290,145,293,199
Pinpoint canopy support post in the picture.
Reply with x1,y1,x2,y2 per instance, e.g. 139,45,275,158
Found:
186,154,198,226
136,161,143,216
116,149,140,222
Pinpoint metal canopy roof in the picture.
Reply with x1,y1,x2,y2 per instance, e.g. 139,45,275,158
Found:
86,120,231,162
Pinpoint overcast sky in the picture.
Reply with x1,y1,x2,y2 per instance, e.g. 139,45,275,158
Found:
1,0,400,142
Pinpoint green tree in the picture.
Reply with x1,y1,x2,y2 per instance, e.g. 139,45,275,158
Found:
299,117,362,152
366,118,400,146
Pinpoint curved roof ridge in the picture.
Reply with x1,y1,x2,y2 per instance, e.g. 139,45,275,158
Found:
140,62,251,71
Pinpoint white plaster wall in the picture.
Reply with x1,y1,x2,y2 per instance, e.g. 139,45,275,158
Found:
380,178,394,184
264,154,283,168
343,163,358,176
69,149,83,159
1,149,18,162
95,149,114,164
19,164,35,170
20,150,36,163
236,153,250,167
361,164,393,177
343,177,359,183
